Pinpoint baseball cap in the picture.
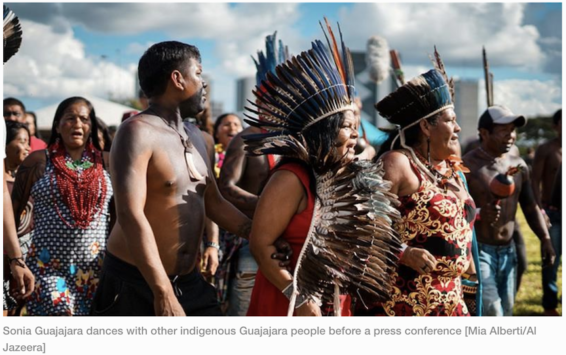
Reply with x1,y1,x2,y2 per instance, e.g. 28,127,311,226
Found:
478,105,526,130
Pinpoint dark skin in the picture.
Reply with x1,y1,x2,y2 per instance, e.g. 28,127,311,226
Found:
463,123,555,266
217,125,292,265
532,118,561,209
106,57,255,316
218,126,272,218
196,130,219,277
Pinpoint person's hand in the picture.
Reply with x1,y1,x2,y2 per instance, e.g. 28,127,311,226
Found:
154,292,186,316
9,259,35,299
295,299,321,317
201,247,219,277
400,247,437,275
541,238,556,268
272,237,293,268
481,200,501,227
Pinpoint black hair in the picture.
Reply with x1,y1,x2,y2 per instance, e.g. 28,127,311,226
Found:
96,117,113,152
553,109,562,126
300,111,345,175
5,120,30,146
24,111,42,139
3,97,26,112
376,113,440,159
48,97,102,151
213,113,242,144
138,41,201,98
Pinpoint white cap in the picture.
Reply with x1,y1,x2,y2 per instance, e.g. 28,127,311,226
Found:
480,105,527,128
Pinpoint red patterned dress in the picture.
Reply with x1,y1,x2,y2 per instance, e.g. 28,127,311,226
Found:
364,156,476,316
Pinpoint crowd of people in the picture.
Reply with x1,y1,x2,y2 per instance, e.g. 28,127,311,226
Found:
3,21,561,317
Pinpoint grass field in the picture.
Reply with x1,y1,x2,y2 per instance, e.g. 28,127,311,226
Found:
513,208,562,316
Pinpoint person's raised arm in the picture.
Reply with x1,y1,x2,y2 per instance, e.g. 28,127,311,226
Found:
110,119,184,316
218,132,258,217
518,161,555,267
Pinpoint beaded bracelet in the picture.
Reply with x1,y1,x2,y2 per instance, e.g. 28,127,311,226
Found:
204,242,220,250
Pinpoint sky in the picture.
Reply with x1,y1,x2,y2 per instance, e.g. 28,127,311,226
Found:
2,2,562,119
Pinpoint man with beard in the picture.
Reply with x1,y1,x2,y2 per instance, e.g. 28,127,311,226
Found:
463,105,555,316
92,41,252,316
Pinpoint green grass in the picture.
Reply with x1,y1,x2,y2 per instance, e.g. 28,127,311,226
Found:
513,208,562,316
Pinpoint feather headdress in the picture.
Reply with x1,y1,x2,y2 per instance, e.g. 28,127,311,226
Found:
244,18,357,167
375,47,455,182
245,19,401,316
3,5,22,64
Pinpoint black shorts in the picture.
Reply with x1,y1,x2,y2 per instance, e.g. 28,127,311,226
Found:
90,252,222,316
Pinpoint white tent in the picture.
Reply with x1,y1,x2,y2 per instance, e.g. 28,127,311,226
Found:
35,96,137,130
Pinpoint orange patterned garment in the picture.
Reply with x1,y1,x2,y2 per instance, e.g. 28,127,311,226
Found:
366,157,476,316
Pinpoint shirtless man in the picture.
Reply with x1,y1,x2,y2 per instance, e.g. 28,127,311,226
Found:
463,105,555,316
532,109,562,316
91,41,252,316
218,124,274,315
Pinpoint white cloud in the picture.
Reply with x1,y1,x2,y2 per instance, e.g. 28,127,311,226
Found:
337,3,545,71
3,20,136,102
125,41,155,56
478,79,561,117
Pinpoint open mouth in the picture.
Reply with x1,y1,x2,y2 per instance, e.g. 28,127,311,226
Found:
71,131,84,139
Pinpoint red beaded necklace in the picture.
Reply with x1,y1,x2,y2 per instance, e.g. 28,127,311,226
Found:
49,139,107,229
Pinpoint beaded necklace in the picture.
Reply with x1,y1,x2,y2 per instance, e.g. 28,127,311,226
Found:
413,150,459,192
49,139,107,229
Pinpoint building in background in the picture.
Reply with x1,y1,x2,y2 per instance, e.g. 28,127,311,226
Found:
454,79,479,146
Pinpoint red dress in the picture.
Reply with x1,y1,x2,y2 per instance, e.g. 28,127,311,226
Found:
246,163,351,316
362,156,476,316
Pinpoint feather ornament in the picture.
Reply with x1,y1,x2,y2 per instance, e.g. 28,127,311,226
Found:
244,18,356,163
429,46,455,104
3,5,23,64
288,159,402,315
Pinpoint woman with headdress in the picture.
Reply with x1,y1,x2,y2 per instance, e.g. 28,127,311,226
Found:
245,20,400,317
361,53,480,316
11,97,113,316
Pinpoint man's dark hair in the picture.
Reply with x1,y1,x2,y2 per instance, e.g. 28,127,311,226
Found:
138,41,201,99
553,109,562,125
3,97,26,112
